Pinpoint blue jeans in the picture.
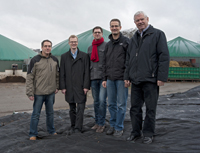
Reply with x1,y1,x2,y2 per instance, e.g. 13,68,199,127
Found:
29,92,56,137
91,80,107,126
107,79,128,131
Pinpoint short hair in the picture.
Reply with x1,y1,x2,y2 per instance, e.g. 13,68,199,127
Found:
134,11,148,21
68,35,78,42
41,40,52,47
110,18,121,27
92,26,103,33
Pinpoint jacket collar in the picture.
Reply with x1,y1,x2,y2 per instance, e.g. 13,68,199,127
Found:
108,32,123,43
39,52,52,58
132,25,154,46
67,48,82,60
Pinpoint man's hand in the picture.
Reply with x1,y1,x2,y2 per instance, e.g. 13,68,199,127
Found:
124,80,131,88
157,80,165,86
62,89,66,95
102,81,107,88
29,96,34,101
55,89,59,94
83,88,89,95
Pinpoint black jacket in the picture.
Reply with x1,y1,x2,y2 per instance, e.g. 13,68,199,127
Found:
124,25,169,84
60,49,90,103
102,33,129,81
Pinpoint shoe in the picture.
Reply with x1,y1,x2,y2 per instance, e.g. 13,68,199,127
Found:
96,125,105,133
126,134,141,141
30,136,36,140
70,127,75,134
74,129,82,133
113,130,123,137
106,127,115,135
91,124,99,130
143,137,153,144
53,132,57,135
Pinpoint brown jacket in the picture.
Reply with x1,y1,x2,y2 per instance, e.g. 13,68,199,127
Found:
26,53,59,97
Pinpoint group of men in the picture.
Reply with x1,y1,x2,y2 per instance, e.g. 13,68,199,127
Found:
26,11,169,144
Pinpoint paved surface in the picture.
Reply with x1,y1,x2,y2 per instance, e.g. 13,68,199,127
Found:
0,82,200,117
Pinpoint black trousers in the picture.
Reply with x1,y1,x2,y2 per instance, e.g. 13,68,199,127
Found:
69,103,85,131
130,82,159,137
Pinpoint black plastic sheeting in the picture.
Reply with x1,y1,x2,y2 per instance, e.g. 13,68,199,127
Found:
0,86,200,153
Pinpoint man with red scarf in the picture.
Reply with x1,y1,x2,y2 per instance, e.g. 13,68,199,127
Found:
88,26,107,133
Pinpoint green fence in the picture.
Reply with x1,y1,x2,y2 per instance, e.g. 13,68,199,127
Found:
168,67,200,80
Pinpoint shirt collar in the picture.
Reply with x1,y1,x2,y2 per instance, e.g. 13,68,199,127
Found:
138,24,150,37
71,49,78,59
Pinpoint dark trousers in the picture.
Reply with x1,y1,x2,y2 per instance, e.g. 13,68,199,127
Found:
130,82,159,137
69,103,85,131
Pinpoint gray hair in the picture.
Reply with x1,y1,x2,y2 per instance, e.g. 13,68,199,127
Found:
133,11,148,21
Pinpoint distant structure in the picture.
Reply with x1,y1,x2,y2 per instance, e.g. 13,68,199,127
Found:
33,49,40,53
121,28,137,39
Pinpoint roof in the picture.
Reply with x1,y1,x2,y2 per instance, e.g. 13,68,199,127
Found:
51,28,111,56
0,34,37,61
168,36,200,57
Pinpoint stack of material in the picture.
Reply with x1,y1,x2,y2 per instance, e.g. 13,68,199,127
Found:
169,61,180,67
178,61,194,67
170,61,194,67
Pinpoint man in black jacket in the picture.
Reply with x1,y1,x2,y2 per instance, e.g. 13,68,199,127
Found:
124,11,169,144
60,35,90,133
102,19,129,137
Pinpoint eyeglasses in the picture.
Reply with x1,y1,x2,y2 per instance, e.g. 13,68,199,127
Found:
93,32,102,34
110,25,120,28
69,41,78,44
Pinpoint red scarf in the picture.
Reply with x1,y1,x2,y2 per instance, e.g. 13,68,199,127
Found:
91,37,104,62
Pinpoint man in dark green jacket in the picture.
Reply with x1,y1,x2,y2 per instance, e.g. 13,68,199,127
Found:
26,40,59,140
124,11,169,144
60,35,90,133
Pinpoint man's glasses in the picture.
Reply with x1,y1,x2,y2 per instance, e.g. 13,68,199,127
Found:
69,41,78,44
93,32,102,34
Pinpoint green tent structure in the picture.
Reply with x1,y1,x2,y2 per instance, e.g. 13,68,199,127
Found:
168,36,200,59
0,34,37,72
51,28,110,58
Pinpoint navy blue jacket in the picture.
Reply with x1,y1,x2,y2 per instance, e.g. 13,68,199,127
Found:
124,25,169,84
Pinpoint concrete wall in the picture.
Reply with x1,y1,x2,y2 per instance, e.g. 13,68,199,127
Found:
0,70,26,80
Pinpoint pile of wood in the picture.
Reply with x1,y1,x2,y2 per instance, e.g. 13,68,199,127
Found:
169,61,194,67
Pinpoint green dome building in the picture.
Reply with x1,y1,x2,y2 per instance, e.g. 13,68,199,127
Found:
0,34,37,72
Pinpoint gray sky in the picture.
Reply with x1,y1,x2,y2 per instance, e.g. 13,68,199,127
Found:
0,0,200,49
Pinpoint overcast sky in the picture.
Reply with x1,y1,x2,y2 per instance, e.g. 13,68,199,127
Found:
0,0,200,49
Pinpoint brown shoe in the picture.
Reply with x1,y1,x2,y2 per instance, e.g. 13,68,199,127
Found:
91,124,99,130
96,125,105,133
30,136,36,140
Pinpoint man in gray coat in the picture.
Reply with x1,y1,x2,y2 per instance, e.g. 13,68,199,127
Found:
88,26,107,133
60,35,90,133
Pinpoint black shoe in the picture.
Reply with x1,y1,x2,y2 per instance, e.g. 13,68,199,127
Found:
143,137,153,144
69,127,75,134
106,127,115,135
126,134,141,141
74,129,82,133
